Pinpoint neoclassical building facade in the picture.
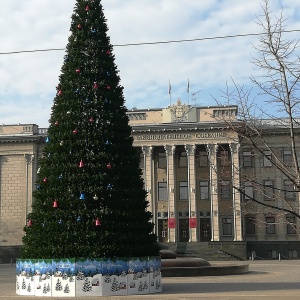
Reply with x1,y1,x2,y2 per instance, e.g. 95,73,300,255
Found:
1,100,300,261
130,101,242,245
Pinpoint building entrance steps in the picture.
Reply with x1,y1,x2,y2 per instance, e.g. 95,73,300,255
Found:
159,242,245,261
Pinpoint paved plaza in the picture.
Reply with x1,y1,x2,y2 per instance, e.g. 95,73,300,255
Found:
1,260,300,299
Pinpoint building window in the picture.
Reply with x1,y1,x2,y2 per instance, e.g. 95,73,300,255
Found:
266,216,276,234
283,149,292,165
222,218,232,235
263,150,272,167
264,180,274,201
199,180,209,200
179,151,187,167
179,181,188,200
284,180,295,200
158,153,166,169
221,180,231,199
158,182,167,201
245,216,256,235
286,216,296,234
243,181,254,201
199,151,208,167
243,150,253,167
288,249,298,258
157,211,168,218
219,150,230,166
267,250,277,259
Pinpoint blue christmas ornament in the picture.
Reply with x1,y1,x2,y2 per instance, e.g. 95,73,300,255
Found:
77,216,81,222
85,98,91,103
58,174,63,180
64,55,69,62
45,137,50,143
80,193,85,200
36,185,41,190
107,184,112,190
91,29,96,34
104,98,109,104
105,140,110,145
75,89,80,94
58,219,63,225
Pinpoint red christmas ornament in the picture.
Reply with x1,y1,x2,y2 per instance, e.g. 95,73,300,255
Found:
53,200,58,208
106,50,111,55
77,24,82,29
27,219,33,227
43,178,48,183
93,83,99,89
79,160,84,168
73,129,78,134
54,121,59,126
95,218,101,226
85,5,90,11
106,85,111,90
75,69,81,73
107,163,111,169
89,117,94,123
57,90,62,96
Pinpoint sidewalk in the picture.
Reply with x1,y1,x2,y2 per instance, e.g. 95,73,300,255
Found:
1,260,300,299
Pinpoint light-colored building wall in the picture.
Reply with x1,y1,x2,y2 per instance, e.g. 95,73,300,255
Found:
0,125,43,249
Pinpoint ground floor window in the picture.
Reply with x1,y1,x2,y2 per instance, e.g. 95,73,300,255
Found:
222,217,232,235
244,216,256,235
266,216,276,234
267,249,277,259
288,249,298,258
286,216,297,234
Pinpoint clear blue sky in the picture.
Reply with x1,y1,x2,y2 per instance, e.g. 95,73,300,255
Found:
0,0,300,127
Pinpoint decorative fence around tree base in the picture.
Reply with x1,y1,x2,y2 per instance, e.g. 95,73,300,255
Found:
16,256,161,297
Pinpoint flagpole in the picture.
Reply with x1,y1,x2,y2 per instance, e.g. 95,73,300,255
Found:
187,79,190,106
169,79,172,106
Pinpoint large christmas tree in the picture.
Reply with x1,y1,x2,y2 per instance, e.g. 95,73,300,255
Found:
21,0,159,259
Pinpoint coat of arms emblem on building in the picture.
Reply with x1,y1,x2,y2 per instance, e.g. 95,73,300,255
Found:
169,98,190,122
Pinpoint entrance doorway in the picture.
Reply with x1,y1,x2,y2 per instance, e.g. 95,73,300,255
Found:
158,219,168,242
179,218,189,242
199,218,211,241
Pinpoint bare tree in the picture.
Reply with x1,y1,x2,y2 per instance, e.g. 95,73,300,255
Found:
213,0,300,234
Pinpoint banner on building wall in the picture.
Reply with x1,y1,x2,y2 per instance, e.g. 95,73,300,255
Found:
168,218,176,228
189,217,197,228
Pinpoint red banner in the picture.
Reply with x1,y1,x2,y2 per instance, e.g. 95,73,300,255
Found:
168,218,176,228
189,217,197,228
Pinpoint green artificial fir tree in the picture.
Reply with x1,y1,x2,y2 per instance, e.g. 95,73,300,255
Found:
21,0,159,259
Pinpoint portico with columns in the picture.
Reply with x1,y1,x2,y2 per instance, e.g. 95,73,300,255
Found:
129,100,243,243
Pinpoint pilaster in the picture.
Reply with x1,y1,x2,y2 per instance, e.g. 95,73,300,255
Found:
142,146,153,214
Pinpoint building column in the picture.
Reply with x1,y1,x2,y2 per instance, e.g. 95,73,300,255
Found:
185,144,197,242
165,145,176,242
229,143,243,241
24,154,35,224
207,144,220,241
142,146,154,213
